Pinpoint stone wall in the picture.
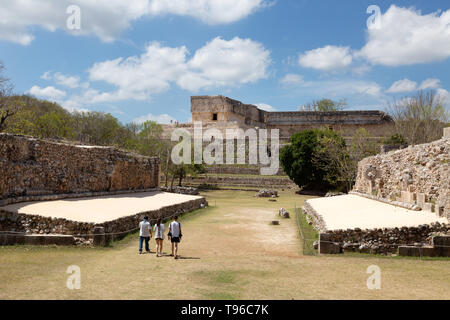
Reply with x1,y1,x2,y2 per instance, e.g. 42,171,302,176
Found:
0,134,160,200
265,110,394,137
205,165,286,176
164,175,297,189
353,134,450,220
320,223,449,255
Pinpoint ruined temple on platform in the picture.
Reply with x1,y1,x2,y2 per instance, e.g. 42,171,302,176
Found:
162,95,394,140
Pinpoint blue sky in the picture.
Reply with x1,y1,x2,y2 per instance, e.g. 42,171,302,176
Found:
1,0,449,124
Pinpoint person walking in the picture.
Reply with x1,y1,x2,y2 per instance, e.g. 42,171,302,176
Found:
138,216,152,254
168,216,182,259
153,218,165,257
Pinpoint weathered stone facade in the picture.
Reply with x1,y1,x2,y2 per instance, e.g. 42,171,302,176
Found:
0,134,160,200
353,134,450,220
163,95,394,139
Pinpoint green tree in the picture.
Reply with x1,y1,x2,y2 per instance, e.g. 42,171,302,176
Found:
383,133,407,146
35,112,75,139
136,120,164,157
71,111,123,146
280,128,345,191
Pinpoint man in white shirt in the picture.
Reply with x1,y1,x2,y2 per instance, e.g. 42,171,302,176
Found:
138,216,152,254
169,216,182,259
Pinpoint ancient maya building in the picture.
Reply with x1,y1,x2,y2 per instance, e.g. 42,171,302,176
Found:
162,95,395,140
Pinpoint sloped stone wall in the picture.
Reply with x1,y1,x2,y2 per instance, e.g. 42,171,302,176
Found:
0,134,160,200
353,135,450,220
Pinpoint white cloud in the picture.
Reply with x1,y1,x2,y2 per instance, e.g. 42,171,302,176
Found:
148,0,269,24
88,43,189,100
86,37,270,102
386,78,444,93
299,79,383,100
0,0,268,45
133,113,177,124
358,5,450,66
28,86,66,100
255,103,277,112
436,88,450,105
386,79,418,93
280,74,303,86
41,72,80,88
419,78,441,90
298,46,353,71
178,37,271,91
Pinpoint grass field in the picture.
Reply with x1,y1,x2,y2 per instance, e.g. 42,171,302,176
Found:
0,190,449,300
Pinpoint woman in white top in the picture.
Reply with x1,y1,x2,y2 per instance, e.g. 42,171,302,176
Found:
153,218,165,257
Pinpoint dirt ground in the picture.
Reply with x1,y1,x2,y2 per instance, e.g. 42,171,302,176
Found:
0,190,449,300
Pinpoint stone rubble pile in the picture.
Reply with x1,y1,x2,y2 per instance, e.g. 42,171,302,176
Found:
279,208,290,218
256,189,278,198
160,186,199,195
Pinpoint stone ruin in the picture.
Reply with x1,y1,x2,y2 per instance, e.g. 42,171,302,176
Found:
162,95,394,140
304,128,450,256
0,134,208,246
0,133,160,201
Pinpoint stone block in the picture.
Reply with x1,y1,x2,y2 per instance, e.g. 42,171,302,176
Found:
399,246,421,257
0,234,75,246
423,203,432,212
432,236,450,247
417,193,425,207
399,245,450,257
93,226,106,246
319,234,342,254
401,191,410,203
444,127,450,138
24,235,75,246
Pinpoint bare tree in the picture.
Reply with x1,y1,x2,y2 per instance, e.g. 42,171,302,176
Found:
0,62,20,131
387,90,449,145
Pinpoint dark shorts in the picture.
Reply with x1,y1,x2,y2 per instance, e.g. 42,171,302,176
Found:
171,237,181,243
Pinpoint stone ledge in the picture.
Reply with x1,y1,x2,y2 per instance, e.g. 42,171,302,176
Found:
399,244,450,257
320,223,449,255
302,201,327,233
0,233,75,246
